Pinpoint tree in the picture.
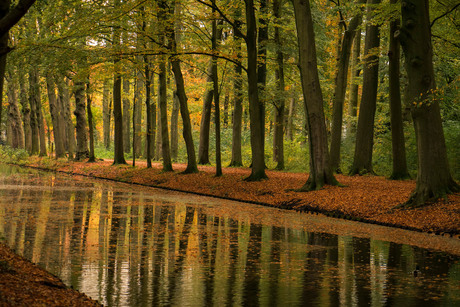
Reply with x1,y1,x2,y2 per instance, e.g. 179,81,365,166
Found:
349,0,381,175
397,0,459,207
292,0,339,190
388,0,409,180
329,0,365,173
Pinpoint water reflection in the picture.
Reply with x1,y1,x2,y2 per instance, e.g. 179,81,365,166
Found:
0,164,459,306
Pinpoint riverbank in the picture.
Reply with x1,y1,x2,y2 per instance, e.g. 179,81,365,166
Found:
14,156,460,236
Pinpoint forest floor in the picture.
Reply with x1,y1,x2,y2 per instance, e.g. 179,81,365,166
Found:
1,157,460,306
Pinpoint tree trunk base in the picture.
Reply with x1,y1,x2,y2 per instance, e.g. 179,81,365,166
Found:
228,161,243,167
244,170,268,182
296,174,340,192
389,172,411,180
348,167,376,176
181,165,198,174
395,179,459,209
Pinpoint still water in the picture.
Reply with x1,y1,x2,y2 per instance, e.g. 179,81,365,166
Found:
0,164,459,306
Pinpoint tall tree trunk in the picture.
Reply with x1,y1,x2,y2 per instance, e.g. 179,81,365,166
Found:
257,0,268,165
74,80,88,161
170,91,179,161
329,0,365,172
212,2,222,176
57,77,75,159
28,68,39,154
398,0,459,207
6,78,24,148
38,97,47,157
19,71,31,151
347,31,361,134
102,78,111,149
286,96,296,141
245,0,267,181
223,91,229,128
0,1,8,143
122,77,131,153
388,0,409,180
46,75,65,158
273,0,285,170
159,58,173,171
350,0,381,175
198,64,214,165
292,0,338,190
229,35,243,167
86,81,95,162
133,61,143,158
144,57,152,167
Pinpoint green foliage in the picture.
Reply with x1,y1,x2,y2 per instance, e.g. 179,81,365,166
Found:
444,120,460,181
0,146,29,164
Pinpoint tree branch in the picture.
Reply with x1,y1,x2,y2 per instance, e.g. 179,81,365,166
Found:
0,0,36,38
431,3,460,28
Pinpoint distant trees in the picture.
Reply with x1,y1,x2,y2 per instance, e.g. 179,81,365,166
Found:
0,0,458,206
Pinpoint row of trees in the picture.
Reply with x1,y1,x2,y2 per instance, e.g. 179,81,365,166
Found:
0,0,458,206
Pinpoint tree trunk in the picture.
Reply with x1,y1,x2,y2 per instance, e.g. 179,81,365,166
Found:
159,58,173,171
19,71,31,151
170,90,179,161
38,96,47,157
28,68,39,154
212,2,222,177
86,81,95,162
122,77,130,153
0,1,8,143
398,0,459,207
198,64,214,165
6,78,24,148
350,0,381,175
244,0,267,181
229,36,243,167
57,77,75,159
257,0,268,164
286,96,296,141
144,57,152,167
102,78,111,149
292,0,338,190
273,0,285,170
329,0,365,172
347,30,361,134
388,0,409,180
133,62,143,158
74,80,88,161
46,76,65,158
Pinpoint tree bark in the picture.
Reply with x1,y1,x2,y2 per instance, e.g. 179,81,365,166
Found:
170,90,179,161
6,78,24,148
292,0,338,190
347,30,361,134
46,75,65,158
102,78,111,149
86,81,95,162
212,2,222,176
159,58,173,171
273,0,285,170
198,64,214,165
329,0,365,172
229,35,243,167
398,0,459,207
73,80,88,161
57,77,75,159
388,0,409,180
19,71,31,152
28,68,39,154
350,0,381,175
122,77,131,153
133,62,143,158
244,0,267,180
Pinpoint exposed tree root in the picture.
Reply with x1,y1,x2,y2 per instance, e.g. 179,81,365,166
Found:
394,180,459,210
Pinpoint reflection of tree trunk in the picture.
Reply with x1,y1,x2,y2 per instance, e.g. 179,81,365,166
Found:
74,81,88,161
350,0,381,175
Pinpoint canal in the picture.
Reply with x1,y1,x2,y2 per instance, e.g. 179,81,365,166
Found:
0,164,459,306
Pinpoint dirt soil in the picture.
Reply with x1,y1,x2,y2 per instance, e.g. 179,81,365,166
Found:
1,157,459,306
